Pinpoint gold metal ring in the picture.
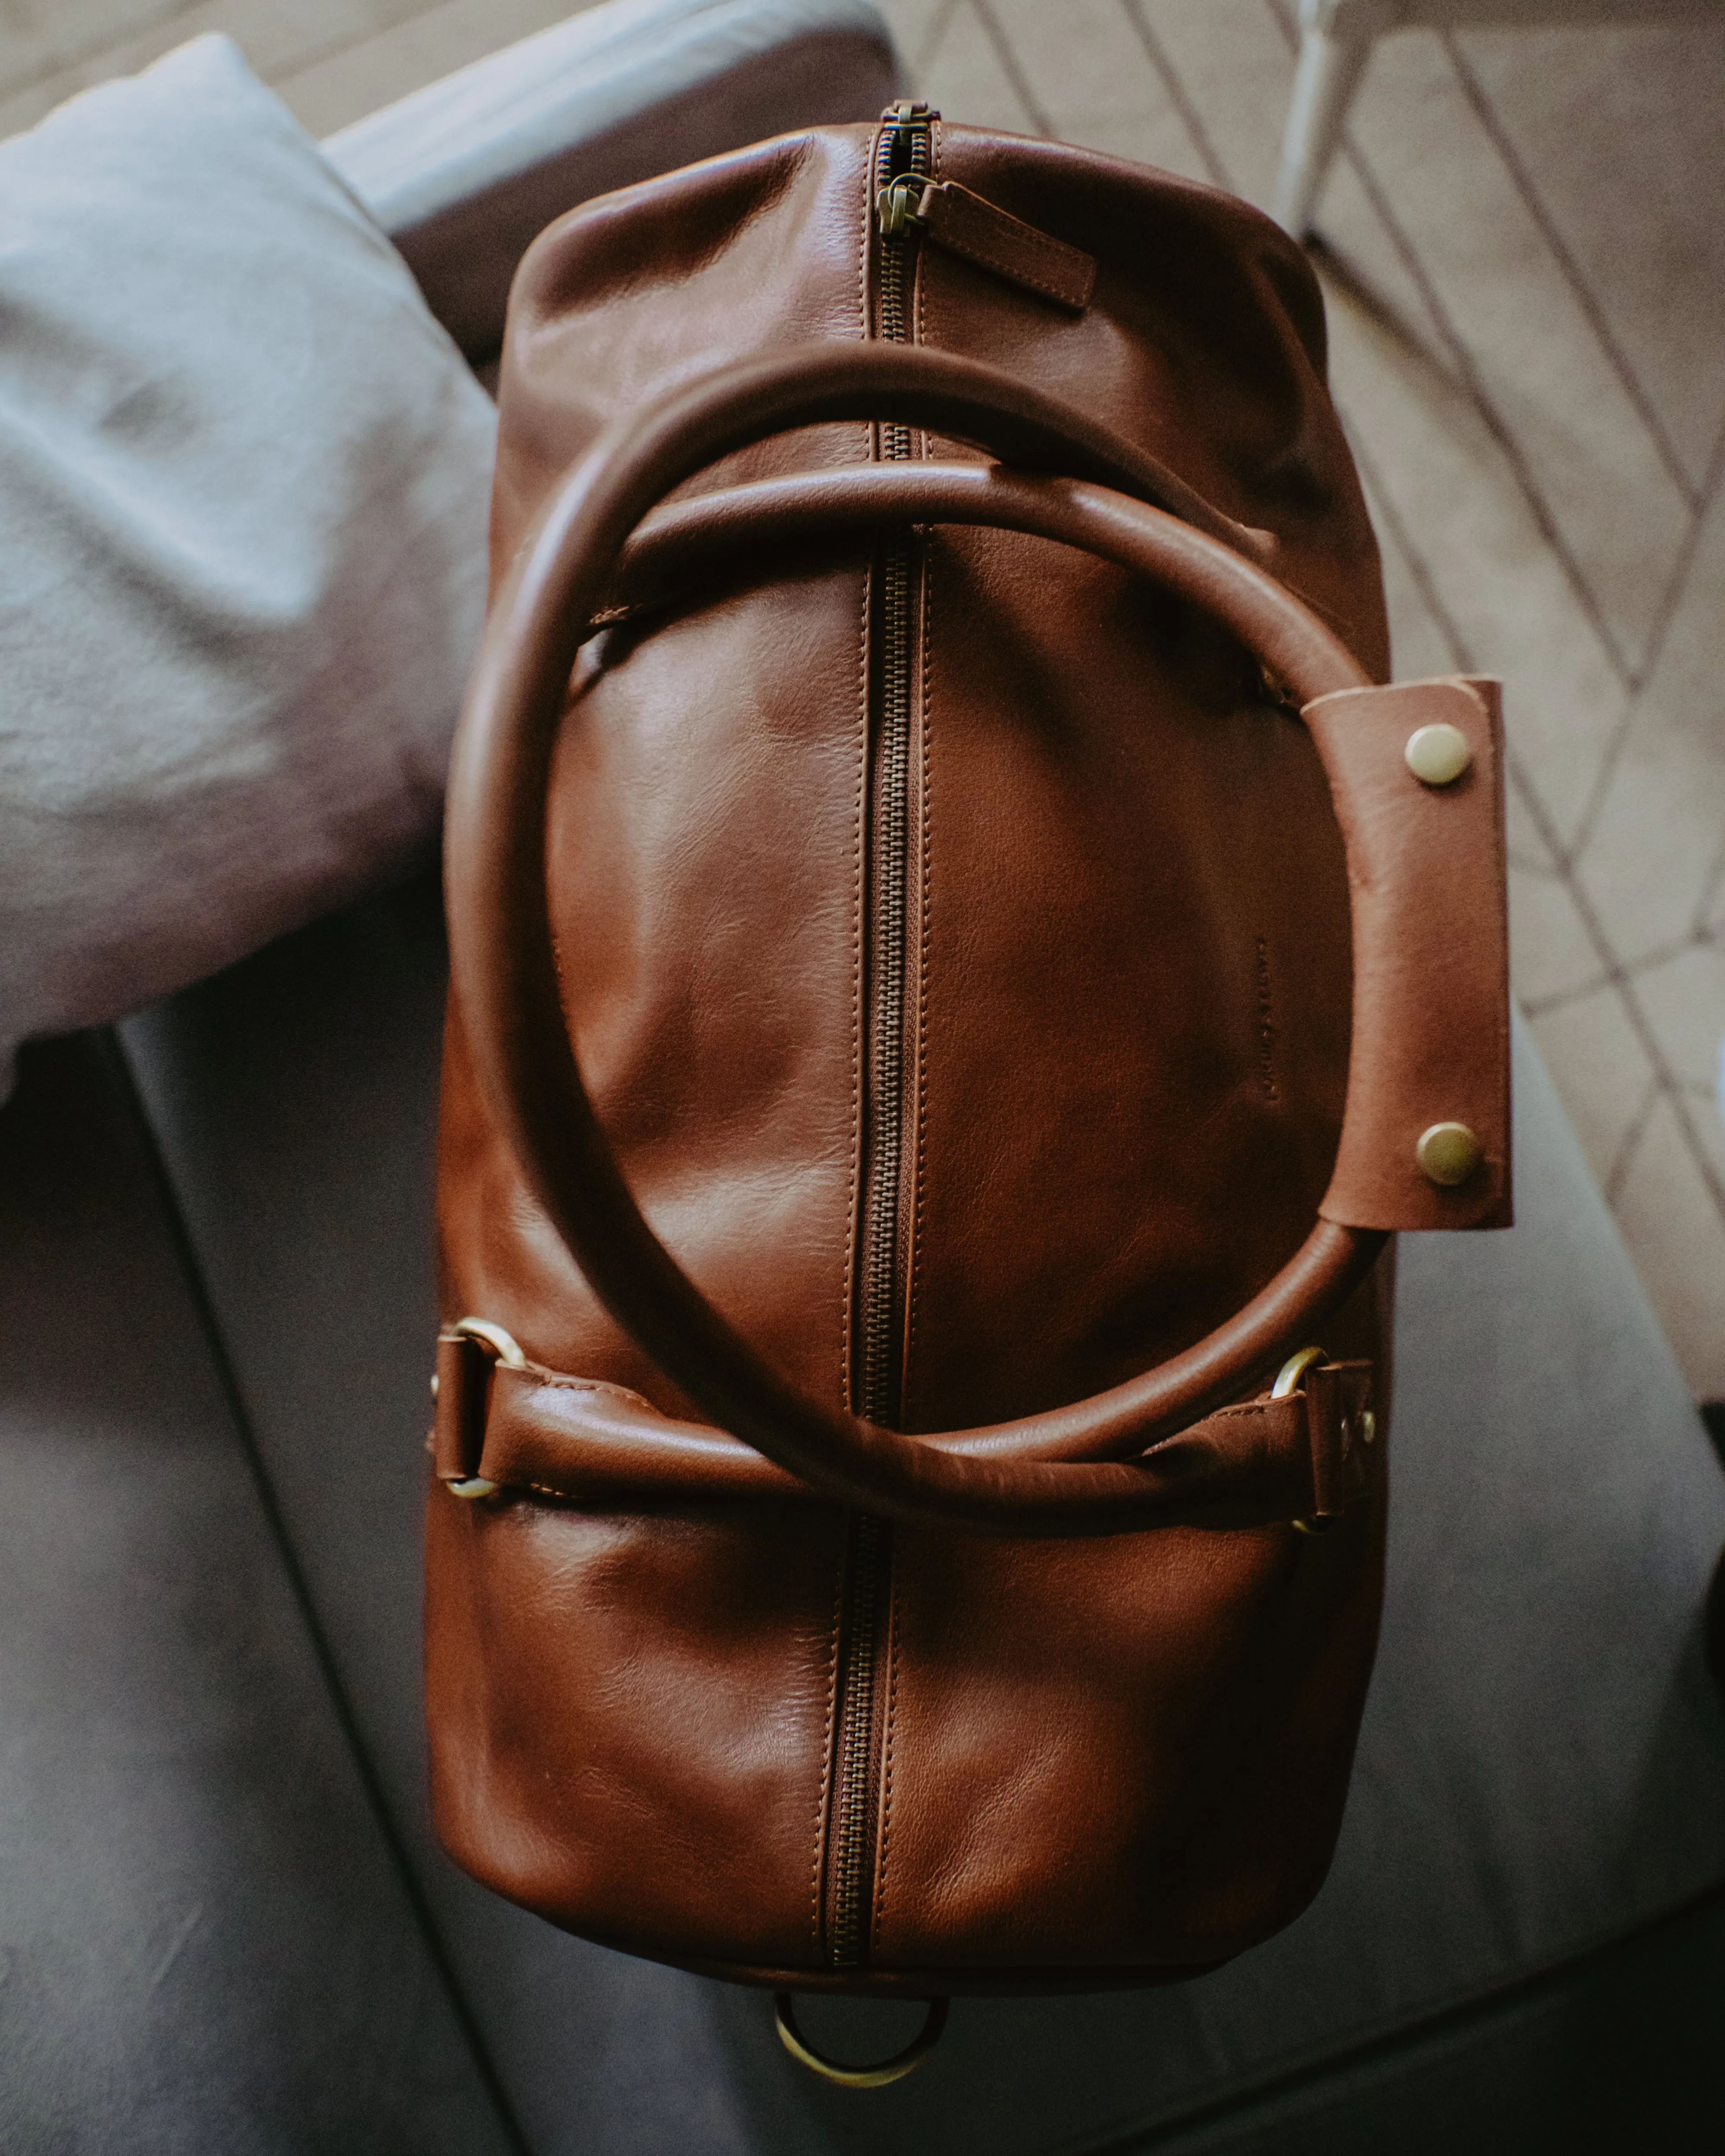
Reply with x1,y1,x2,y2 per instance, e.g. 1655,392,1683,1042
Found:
1273,1346,1332,1535
773,1993,947,2089
450,1316,527,1367
1271,1345,1327,1398
442,1319,527,1497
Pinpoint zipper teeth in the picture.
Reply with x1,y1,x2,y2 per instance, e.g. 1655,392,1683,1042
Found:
828,1514,884,1967
825,107,930,1973
858,107,929,1429
858,542,914,1428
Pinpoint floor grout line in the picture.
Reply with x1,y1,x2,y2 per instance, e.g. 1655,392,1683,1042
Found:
1603,1072,1662,1207
1521,928,1709,1020
1117,0,1231,194
970,0,1053,137
1439,31,1701,517
909,0,965,85
1694,835,1725,943
1335,131,1637,694
1255,0,1647,702
1662,1085,1725,1224
254,0,470,94
0,0,207,107
1560,415,1725,875
1341,421,1474,673
1522,971,1648,1023
1348,396,1725,1234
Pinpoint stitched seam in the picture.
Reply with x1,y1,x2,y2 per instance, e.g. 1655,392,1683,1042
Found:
900,129,932,1410
918,116,938,456
941,223,1089,307
811,1525,847,1954
902,560,934,1420
842,561,870,1412
841,136,872,1410
872,1571,902,1951
1485,686,1512,1197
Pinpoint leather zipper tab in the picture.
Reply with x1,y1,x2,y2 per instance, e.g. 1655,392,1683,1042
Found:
878,177,1095,314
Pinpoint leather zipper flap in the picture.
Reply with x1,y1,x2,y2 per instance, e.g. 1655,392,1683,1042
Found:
877,173,1095,314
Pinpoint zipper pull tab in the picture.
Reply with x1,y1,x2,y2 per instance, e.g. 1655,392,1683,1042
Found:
896,180,1097,314
876,174,928,241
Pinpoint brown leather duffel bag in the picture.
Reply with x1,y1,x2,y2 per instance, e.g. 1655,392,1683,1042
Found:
430,100,1509,2081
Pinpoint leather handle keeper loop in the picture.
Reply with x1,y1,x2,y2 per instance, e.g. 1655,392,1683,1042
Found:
446,345,1436,1534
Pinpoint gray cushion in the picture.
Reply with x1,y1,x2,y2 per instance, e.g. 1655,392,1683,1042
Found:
323,0,901,359
121,932,1725,2151
0,35,497,1090
0,1031,515,2153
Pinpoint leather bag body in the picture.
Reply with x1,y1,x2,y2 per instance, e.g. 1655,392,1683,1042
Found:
429,107,1510,1996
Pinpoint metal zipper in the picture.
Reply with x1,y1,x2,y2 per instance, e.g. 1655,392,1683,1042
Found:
858,97,930,1432
823,98,935,1972
826,1510,887,1968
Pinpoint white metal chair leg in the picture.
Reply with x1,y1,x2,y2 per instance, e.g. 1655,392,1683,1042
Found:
1273,21,1374,236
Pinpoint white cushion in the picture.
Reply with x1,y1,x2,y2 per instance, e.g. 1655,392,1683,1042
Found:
0,35,496,1089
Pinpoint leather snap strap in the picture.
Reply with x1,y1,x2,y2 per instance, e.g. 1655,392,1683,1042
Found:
445,343,1501,1533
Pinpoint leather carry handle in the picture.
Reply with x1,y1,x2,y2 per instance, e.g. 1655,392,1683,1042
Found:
447,344,1400,1533
435,1331,1379,1531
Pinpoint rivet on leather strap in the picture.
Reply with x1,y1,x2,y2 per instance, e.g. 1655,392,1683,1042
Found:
1404,720,1472,787
1416,1121,1484,1188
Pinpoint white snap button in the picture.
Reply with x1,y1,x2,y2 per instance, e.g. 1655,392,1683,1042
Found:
1416,1121,1483,1187
1405,722,1472,787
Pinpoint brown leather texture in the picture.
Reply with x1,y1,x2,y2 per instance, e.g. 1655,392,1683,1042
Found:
430,110,1501,1992
913,179,1097,311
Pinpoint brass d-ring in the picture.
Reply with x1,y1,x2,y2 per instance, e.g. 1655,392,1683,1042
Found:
442,1319,528,1497
451,1316,527,1368
1271,1345,1327,1399
774,1993,947,2089
1272,1346,1335,1536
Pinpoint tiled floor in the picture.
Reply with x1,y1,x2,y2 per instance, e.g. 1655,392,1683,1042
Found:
4,0,1722,1393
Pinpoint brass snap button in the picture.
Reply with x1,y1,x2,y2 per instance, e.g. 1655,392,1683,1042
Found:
1416,1120,1483,1187
1405,721,1471,787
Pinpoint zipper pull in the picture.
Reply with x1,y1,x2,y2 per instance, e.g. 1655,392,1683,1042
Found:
876,173,925,240
875,176,1095,314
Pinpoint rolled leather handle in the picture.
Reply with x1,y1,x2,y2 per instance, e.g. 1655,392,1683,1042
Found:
446,344,1391,1534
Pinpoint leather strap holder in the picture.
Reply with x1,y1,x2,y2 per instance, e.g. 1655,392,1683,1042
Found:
432,1331,492,1483
434,1338,1379,1531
